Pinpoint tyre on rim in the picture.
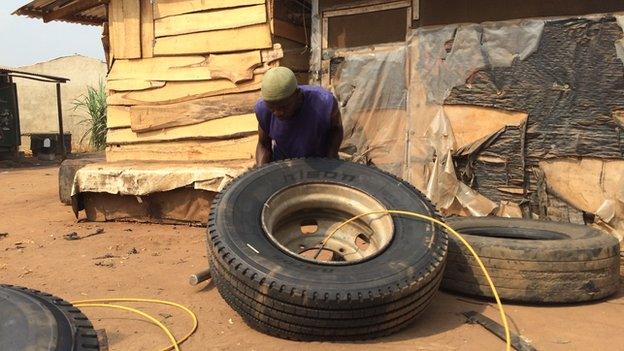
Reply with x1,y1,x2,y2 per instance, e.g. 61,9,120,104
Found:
207,159,448,340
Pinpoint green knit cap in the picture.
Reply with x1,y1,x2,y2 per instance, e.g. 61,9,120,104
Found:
261,67,297,101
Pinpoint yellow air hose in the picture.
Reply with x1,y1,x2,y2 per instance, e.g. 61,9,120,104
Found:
319,210,512,351
71,298,198,351
70,212,511,351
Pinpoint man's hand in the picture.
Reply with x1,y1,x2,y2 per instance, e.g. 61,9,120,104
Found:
255,125,272,166
327,97,343,159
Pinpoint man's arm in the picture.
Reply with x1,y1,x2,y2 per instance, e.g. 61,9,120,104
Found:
327,97,343,158
256,124,272,166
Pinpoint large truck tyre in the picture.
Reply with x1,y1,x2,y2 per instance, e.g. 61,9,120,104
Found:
0,284,100,351
442,217,621,303
207,159,448,340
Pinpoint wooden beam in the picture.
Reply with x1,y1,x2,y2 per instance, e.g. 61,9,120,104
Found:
108,0,141,59
154,4,267,37
272,19,306,44
107,74,263,106
107,79,165,91
153,23,272,55
412,0,419,20
106,136,258,162
154,0,265,19
140,0,154,58
123,0,141,58
106,113,257,144
43,0,106,23
107,2,115,60
102,20,111,67
107,105,131,129
129,91,260,132
323,0,410,17
108,51,262,83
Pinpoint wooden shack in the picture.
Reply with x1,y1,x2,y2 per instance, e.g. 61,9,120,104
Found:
16,0,310,164
13,0,624,236
101,0,313,162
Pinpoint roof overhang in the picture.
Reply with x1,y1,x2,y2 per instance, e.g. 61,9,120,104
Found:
13,0,107,26
0,67,69,83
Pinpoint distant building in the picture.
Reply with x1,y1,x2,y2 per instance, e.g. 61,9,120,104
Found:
13,54,106,152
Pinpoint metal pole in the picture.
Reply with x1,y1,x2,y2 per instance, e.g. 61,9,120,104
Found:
189,268,212,286
11,77,21,161
55,83,66,159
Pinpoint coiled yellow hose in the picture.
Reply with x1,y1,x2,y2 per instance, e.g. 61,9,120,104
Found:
71,212,511,351
72,298,198,351
320,210,511,351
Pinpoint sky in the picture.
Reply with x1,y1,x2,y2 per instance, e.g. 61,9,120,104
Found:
0,0,105,68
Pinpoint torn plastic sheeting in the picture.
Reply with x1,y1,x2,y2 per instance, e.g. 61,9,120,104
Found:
333,48,407,111
539,158,624,214
454,127,505,157
417,24,485,104
71,162,250,197
324,16,549,216
443,105,528,153
415,20,544,104
425,107,456,157
331,46,408,171
447,19,624,161
539,158,624,241
616,15,624,66
596,199,617,223
426,151,459,210
496,201,523,218
455,182,498,217
423,149,499,217
422,105,513,215
482,19,544,67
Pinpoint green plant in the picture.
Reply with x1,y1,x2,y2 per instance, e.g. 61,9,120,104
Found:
73,80,107,150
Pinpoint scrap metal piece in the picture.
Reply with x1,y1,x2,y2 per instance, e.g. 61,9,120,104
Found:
463,311,537,351
189,268,212,286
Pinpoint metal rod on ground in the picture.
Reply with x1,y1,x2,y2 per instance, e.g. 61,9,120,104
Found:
189,268,212,286
463,311,537,351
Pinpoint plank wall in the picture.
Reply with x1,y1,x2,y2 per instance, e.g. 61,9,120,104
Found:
105,0,309,162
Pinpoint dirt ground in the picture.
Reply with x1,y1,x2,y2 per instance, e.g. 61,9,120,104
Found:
1,164,623,351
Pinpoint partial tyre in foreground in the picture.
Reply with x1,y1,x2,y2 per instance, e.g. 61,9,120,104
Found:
442,217,621,303
0,284,100,351
207,159,448,340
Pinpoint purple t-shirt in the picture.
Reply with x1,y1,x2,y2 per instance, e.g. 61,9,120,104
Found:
255,85,335,161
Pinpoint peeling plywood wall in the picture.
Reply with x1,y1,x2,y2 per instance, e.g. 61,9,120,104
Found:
316,7,624,238
447,18,624,224
104,0,310,162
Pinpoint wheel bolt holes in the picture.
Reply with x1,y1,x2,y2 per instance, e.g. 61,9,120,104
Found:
355,234,370,251
300,219,319,235
299,248,334,261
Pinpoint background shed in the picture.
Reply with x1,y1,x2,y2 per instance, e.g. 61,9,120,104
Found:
11,0,624,237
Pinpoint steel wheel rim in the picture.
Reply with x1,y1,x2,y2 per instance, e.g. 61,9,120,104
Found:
261,182,394,265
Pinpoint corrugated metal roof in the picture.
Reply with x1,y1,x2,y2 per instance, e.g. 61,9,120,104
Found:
13,0,106,26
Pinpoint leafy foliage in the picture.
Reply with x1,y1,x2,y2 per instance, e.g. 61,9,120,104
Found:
73,80,107,150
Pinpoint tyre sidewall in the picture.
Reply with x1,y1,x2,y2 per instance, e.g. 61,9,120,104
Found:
210,159,447,294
